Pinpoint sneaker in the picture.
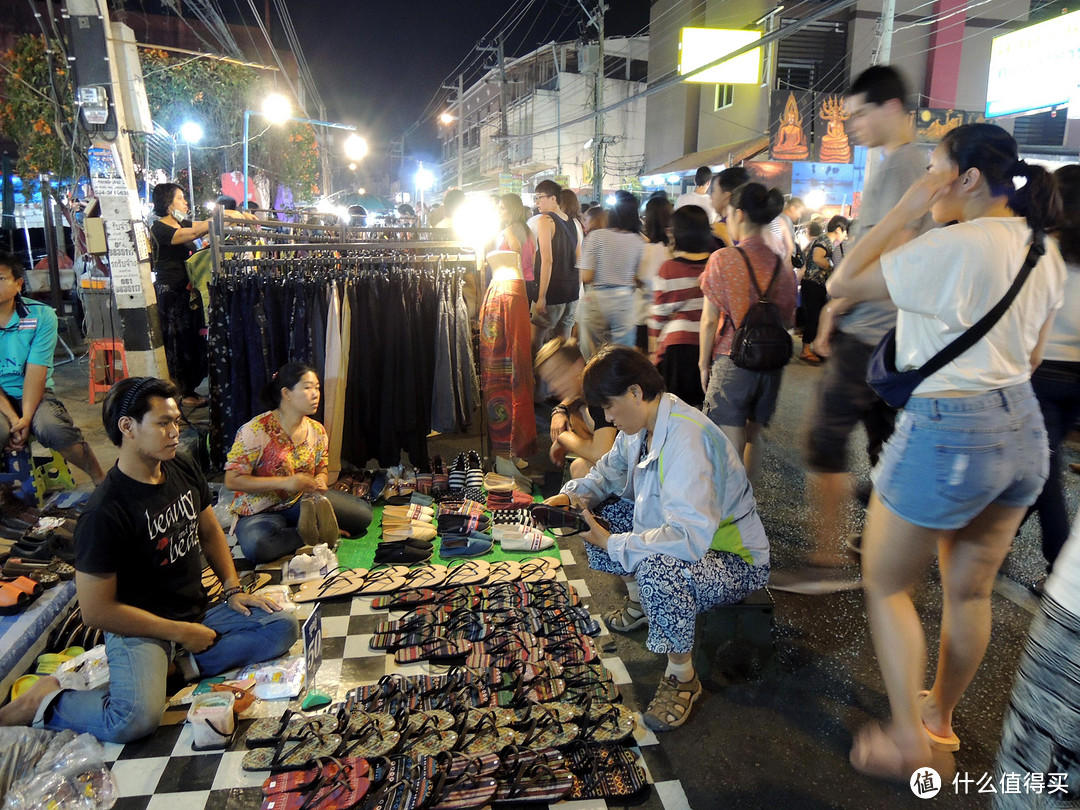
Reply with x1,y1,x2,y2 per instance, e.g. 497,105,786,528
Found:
438,532,493,558
769,566,862,595
642,674,702,732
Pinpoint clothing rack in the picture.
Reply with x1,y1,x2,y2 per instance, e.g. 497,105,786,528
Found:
205,209,483,471
208,209,476,275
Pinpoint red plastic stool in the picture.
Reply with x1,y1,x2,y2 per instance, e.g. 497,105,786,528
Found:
88,338,129,403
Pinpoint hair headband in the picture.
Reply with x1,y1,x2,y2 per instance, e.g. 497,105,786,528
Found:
119,377,157,418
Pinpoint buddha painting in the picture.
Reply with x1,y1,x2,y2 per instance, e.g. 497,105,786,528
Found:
773,92,809,160
818,95,852,163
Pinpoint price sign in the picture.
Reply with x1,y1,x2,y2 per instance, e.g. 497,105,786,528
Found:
302,603,323,682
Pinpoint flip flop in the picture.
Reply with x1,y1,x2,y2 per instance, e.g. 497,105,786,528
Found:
431,770,498,810
353,566,411,596
918,690,961,751
518,558,559,583
490,761,574,803
395,636,472,664
484,561,520,585
401,565,450,590
246,712,341,746
262,756,370,795
293,568,370,604
242,733,343,771
849,722,950,784
439,560,491,588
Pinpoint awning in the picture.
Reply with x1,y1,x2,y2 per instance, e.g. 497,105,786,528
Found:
645,136,771,176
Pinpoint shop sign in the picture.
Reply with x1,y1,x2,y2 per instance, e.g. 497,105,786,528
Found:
679,28,762,84
986,9,1080,118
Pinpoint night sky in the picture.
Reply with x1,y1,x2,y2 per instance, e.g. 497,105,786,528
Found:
289,0,652,164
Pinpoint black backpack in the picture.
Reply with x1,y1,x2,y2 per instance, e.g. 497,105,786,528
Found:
729,248,793,371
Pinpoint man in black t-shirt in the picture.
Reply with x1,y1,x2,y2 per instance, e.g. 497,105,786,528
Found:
0,377,298,743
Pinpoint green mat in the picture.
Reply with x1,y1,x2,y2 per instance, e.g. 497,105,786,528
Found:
335,500,562,570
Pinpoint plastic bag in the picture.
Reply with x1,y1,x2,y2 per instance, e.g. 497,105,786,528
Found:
281,544,337,585
234,655,306,700
3,731,116,809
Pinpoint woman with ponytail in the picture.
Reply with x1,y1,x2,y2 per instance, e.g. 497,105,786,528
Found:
828,123,1066,780
699,182,797,481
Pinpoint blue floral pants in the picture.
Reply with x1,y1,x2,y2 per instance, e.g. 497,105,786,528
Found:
585,507,769,654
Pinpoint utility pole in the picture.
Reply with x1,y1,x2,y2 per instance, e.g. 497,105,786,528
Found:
478,36,511,172
319,102,333,197
550,43,562,176
579,0,608,202
873,0,896,65
440,73,466,188
65,0,165,378
457,73,465,186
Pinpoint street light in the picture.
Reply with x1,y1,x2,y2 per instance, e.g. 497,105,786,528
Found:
179,120,203,213
415,163,435,216
241,93,357,207
344,134,368,162
439,112,455,125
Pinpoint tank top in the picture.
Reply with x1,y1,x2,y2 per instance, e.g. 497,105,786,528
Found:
533,212,579,305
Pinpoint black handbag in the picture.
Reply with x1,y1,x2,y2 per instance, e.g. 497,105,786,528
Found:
866,233,1046,409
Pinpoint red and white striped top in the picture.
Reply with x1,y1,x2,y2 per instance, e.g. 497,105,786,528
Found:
649,256,709,359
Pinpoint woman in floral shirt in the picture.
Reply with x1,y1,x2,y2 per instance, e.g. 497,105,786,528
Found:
224,362,373,562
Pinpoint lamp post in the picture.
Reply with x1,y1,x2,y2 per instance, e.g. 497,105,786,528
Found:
415,163,435,222
241,93,359,206
179,121,203,212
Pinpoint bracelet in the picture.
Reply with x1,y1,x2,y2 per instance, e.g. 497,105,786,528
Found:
552,405,569,416
223,586,244,600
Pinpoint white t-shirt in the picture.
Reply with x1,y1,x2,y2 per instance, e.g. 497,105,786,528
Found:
1043,260,1080,363
880,218,1066,395
674,191,717,223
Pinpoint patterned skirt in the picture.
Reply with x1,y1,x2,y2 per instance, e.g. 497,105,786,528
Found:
479,278,537,458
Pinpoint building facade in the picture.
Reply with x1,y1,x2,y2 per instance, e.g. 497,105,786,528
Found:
439,36,649,200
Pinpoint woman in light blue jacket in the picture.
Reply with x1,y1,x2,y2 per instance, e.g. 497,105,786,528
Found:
545,345,769,732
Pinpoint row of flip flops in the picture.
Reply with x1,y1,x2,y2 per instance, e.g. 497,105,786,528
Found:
257,747,582,808
292,557,561,605
370,578,579,612
347,663,620,714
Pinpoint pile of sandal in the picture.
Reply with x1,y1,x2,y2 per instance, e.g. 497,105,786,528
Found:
244,669,646,803
291,556,561,605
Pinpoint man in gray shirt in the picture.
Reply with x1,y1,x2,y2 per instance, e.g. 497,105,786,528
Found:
773,65,933,593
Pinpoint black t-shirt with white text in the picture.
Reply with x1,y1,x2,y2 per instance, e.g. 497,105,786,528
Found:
75,454,211,622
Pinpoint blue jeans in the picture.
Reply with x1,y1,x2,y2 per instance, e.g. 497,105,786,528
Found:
35,602,298,744
872,383,1049,531
235,489,373,563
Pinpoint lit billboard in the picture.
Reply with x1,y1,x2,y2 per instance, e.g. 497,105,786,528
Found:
985,9,1080,118
679,28,762,85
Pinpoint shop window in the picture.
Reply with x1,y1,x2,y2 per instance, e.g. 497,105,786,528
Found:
715,84,734,110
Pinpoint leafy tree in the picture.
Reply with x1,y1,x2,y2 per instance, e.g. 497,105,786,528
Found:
0,34,85,190
0,35,321,209
137,48,320,209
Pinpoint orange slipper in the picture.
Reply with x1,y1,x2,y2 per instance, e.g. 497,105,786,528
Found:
918,690,960,751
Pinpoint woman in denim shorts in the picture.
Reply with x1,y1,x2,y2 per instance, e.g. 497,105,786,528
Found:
828,123,1066,781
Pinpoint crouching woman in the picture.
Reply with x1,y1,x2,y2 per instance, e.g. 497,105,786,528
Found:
544,345,770,731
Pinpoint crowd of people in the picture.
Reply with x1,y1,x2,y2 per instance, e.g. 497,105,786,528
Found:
1,61,1079,794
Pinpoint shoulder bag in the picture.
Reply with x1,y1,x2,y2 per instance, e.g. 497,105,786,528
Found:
866,232,1045,409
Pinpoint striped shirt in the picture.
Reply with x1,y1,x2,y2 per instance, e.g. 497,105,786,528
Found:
579,228,645,288
649,256,708,358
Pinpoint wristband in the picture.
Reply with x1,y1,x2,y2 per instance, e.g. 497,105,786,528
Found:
223,586,244,601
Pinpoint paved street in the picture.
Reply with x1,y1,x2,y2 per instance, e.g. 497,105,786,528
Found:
49,349,1067,808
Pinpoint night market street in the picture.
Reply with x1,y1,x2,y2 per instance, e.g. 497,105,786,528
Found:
50,345,1062,809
